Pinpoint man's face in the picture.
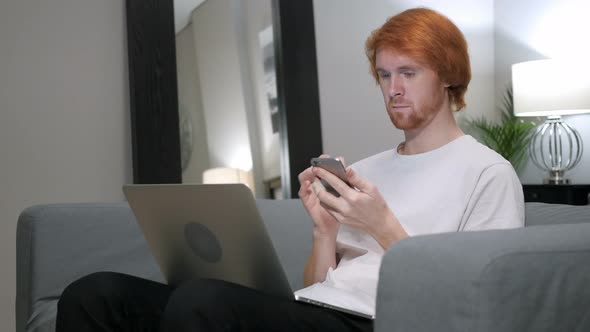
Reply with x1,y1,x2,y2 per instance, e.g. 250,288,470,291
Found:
375,50,448,130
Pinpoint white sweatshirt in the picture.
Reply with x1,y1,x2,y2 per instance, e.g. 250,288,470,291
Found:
295,135,525,317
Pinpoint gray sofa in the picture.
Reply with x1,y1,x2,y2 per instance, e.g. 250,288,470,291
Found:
16,200,590,332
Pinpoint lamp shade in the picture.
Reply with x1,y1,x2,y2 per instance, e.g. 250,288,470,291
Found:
202,167,254,191
512,59,590,117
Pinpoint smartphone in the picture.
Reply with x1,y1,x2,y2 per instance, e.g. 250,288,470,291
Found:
310,157,351,197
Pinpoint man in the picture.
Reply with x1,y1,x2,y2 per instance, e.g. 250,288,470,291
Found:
56,7,523,332
295,7,523,321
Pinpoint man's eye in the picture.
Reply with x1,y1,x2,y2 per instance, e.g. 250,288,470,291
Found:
402,72,415,78
378,72,390,79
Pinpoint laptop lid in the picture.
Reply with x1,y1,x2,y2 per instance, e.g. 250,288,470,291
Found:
123,183,293,299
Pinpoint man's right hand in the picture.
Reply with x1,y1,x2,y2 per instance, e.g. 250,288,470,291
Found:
298,155,342,237
300,155,342,286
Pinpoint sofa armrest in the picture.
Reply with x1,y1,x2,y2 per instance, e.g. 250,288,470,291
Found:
16,203,163,332
376,223,590,332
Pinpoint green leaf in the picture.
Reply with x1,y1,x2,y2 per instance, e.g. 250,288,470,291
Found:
463,85,537,173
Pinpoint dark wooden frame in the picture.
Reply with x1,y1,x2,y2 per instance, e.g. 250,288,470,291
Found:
126,0,181,184
125,0,322,198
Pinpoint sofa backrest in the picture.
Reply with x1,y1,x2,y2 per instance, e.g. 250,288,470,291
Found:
15,200,311,332
256,199,312,291
16,202,163,332
524,202,590,227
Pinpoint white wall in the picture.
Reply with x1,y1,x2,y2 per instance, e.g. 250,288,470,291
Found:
191,0,252,171
176,24,211,183
242,0,281,182
313,0,496,164
186,0,280,197
190,0,266,196
495,0,590,184
0,0,132,330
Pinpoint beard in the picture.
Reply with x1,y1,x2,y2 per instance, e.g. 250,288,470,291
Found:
386,92,445,130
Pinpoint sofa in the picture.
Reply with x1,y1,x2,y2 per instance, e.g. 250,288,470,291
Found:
16,199,590,332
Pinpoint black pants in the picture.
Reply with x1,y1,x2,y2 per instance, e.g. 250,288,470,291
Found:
56,272,373,332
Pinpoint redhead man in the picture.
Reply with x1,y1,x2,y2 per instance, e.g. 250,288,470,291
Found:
56,7,523,332
295,7,524,325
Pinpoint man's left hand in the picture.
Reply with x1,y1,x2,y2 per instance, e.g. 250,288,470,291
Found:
311,166,408,249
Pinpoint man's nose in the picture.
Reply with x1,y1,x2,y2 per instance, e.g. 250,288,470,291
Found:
389,77,404,97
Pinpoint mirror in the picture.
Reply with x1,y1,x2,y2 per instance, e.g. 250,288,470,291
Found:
174,0,281,198
126,0,323,198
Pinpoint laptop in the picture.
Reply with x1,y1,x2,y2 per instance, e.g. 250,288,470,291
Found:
123,183,375,320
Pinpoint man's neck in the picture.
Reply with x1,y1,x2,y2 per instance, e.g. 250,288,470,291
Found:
398,107,464,155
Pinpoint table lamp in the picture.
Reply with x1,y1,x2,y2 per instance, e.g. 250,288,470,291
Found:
512,59,590,184
202,167,255,191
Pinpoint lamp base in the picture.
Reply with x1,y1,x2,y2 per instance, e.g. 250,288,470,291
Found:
530,116,583,185
544,170,570,185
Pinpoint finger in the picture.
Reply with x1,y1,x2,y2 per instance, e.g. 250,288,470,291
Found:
312,179,342,212
298,166,316,185
313,167,355,199
301,153,332,184
298,180,312,199
345,168,374,193
321,204,344,223
311,179,325,195
316,186,343,212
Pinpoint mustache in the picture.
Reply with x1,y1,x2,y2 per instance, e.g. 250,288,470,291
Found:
388,98,411,107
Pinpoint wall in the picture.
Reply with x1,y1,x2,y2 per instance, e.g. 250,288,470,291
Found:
184,0,279,196
313,0,496,164
190,0,265,195
176,23,211,183
190,0,252,171
495,0,590,184
242,0,281,182
0,0,132,330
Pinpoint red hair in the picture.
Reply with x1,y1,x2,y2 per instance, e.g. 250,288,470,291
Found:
365,8,471,111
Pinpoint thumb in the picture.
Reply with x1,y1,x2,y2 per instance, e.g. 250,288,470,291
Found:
346,168,373,192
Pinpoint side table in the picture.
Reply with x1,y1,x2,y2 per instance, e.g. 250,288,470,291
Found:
523,184,590,206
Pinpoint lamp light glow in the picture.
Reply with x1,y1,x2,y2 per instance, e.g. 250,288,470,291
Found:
202,167,254,191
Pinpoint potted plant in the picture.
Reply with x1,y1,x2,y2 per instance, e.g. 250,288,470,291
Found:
462,86,537,173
